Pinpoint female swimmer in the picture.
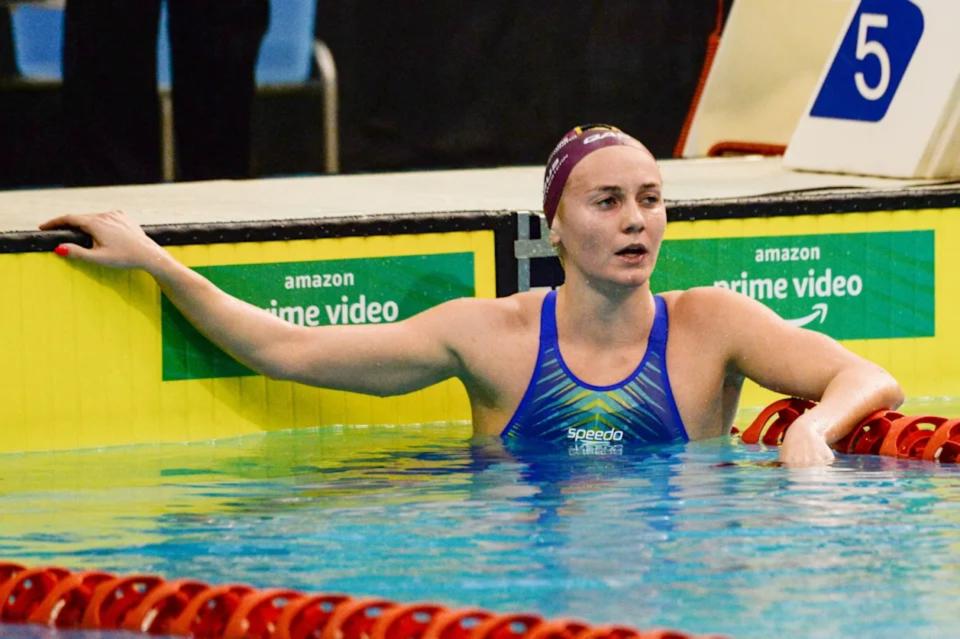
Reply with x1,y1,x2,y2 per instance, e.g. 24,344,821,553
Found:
40,125,902,465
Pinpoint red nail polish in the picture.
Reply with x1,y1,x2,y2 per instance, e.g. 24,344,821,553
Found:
54,245,69,257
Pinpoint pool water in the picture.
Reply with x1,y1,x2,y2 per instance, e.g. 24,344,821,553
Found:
3,402,960,639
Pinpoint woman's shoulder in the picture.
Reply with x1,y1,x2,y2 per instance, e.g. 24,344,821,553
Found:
658,286,760,327
432,290,547,333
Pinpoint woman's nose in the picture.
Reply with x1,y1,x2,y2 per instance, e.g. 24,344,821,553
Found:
620,200,645,232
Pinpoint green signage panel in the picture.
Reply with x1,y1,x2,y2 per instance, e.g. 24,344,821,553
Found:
653,231,934,340
162,253,475,381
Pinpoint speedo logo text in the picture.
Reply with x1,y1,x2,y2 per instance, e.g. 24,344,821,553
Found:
567,427,624,442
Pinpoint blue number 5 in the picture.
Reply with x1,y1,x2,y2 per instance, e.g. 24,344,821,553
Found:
810,0,924,122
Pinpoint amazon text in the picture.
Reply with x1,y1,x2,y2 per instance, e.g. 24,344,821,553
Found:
754,246,821,262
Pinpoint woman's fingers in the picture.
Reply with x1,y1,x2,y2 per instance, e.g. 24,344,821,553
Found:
779,419,836,467
39,212,100,232
38,215,74,231
41,211,156,269
53,243,101,263
780,440,835,467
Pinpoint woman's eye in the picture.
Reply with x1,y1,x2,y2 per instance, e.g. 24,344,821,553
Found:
642,194,662,206
596,197,617,208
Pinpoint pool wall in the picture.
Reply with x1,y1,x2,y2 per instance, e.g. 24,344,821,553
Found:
2,177,959,453
0,213,508,453
661,189,960,408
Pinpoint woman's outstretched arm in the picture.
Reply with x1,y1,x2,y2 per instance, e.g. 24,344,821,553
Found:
41,211,471,396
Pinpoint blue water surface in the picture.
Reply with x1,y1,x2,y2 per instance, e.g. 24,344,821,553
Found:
2,422,960,639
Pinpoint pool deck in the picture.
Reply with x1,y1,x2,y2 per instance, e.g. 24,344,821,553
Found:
0,156,951,233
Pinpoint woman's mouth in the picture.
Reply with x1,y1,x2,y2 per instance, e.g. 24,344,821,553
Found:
616,244,648,262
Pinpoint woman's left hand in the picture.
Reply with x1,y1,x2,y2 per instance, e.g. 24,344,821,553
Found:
779,417,835,466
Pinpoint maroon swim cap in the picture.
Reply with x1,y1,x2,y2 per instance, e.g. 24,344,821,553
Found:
542,124,647,226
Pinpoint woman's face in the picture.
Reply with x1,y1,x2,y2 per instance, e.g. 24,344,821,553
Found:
550,144,666,291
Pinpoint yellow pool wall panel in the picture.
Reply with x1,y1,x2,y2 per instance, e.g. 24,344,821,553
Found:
663,207,956,408
1,231,496,454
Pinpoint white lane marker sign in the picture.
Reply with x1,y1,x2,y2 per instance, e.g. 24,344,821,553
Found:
785,0,960,178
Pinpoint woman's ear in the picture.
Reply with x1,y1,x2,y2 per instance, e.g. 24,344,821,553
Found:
548,216,562,249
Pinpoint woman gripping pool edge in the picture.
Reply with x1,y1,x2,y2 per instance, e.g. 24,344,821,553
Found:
40,124,903,466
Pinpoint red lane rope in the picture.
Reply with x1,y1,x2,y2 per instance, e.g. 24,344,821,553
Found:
738,398,960,463
0,565,726,639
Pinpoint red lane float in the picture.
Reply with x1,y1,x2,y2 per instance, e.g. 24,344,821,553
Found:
422,608,495,639
576,627,642,639
274,593,351,639
525,619,589,639
833,409,903,455
878,415,946,459
82,574,166,630
735,398,816,445
121,578,210,635
27,570,114,627
739,398,960,463
922,419,960,462
222,588,305,639
170,583,256,637
0,563,727,639
370,603,448,639
320,596,396,639
0,566,70,623
472,614,543,639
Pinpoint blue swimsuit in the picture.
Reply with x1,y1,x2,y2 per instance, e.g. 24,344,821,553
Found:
501,291,688,450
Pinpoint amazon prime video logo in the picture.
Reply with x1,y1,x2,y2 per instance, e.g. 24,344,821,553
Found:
655,230,934,340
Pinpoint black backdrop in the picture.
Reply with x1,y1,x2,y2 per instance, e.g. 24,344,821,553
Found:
317,1,725,172
0,1,725,186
